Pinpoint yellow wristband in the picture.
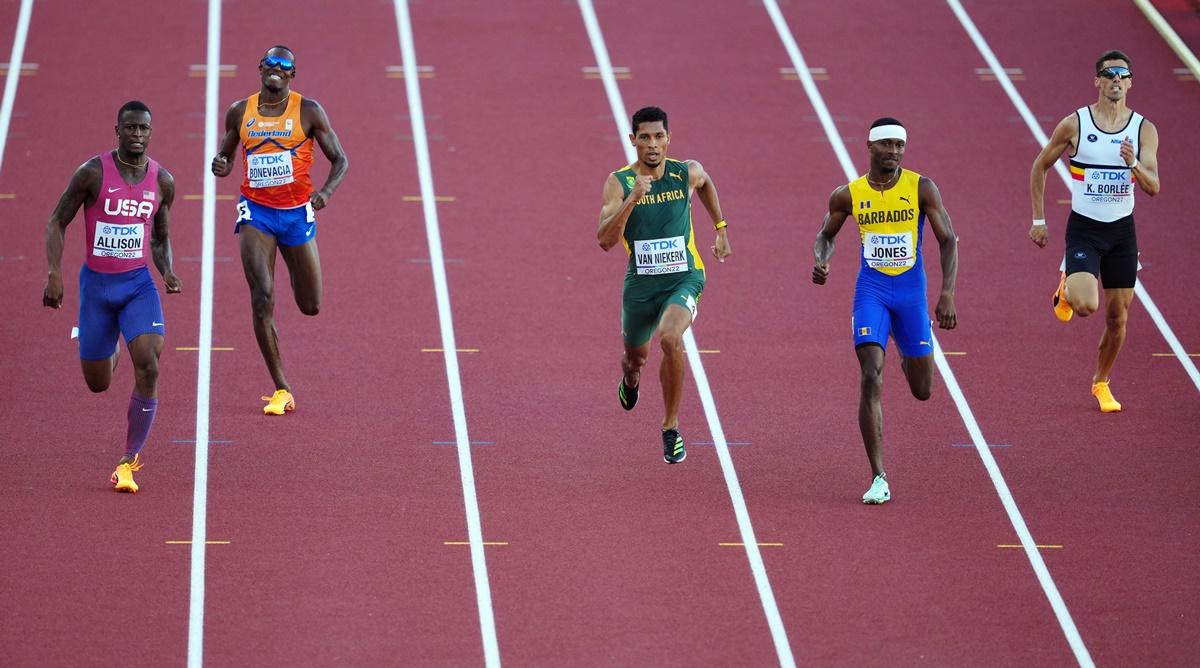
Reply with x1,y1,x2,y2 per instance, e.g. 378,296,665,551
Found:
714,219,728,230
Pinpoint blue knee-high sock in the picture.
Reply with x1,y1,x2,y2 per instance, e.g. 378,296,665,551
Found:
125,394,158,459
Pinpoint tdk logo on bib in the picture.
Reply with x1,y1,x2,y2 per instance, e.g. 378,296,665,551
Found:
641,238,680,252
863,231,915,271
93,222,144,258
635,235,688,275
247,151,296,188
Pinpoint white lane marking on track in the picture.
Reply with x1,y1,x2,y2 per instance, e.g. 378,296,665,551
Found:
577,2,796,667
761,1,1094,666
944,0,1200,396
392,2,501,666
188,1,222,666
0,0,33,177
1132,0,1200,82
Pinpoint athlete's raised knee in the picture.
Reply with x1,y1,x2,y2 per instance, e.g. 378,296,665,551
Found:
85,377,111,393
903,358,933,401
1073,300,1099,317
298,297,320,316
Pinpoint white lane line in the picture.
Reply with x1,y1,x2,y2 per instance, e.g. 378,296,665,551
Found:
761,1,1093,666
944,0,1200,395
1133,0,1200,82
577,2,796,666
392,2,500,666
188,0,222,666
0,0,33,177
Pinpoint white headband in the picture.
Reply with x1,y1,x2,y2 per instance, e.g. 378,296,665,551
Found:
868,125,907,142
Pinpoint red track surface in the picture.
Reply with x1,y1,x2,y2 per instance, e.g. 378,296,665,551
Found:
1,1,1197,665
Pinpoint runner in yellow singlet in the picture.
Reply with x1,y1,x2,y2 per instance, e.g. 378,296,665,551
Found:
813,118,959,504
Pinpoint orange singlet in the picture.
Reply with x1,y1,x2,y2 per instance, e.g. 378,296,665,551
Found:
238,91,314,209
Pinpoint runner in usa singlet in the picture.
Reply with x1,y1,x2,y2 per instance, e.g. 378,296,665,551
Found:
43,100,183,494
83,151,161,272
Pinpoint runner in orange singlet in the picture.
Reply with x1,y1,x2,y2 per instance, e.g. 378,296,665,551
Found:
212,45,348,415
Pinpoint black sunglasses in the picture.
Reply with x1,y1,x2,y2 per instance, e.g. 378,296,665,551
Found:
1097,66,1132,80
261,56,295,71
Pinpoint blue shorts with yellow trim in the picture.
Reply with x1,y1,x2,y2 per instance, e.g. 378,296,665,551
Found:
852,268,932,358
78,265,164,361
234,196,316,247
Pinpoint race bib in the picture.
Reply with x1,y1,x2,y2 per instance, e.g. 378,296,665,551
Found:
1080,167,1133,202
863,231,915,270
93,221,145,259
247,151,295,188
634,235,689,275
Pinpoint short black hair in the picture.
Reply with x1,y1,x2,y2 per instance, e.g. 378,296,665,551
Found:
265,44,294,58
631,106,668,134
117,100,151,124
1095,50,1130,72
870,117,904,130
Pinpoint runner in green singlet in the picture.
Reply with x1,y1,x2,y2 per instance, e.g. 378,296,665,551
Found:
596,106,732,464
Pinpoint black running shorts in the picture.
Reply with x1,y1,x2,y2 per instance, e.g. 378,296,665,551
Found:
1064,211,1138,289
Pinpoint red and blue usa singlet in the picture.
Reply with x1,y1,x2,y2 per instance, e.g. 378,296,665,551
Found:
82,151,161,273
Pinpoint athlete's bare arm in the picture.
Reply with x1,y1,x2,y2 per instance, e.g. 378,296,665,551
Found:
301,98,348,211
151,167,182,294
687,159,730,262
597,172,650,251
919,176,958,330
43,159,102,309
1028,113,1079,248
1128,119,1160,196
812,185,852,285
211,100,248,178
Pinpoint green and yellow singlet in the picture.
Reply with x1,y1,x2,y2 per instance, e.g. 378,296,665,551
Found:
615,159,705,299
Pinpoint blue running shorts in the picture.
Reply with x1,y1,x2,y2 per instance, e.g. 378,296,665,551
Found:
78,265,164,361
234,196,316,247
852,269,933,358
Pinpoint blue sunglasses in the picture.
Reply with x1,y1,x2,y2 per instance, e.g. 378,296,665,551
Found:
261,56,295,71
1097,66,1132,80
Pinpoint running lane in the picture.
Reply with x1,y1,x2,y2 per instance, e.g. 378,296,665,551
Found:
405,2,786,664
926,1,1200,664
587,1,1082,664
195,3,485,664
0,1,207,662
777,0,1199,663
